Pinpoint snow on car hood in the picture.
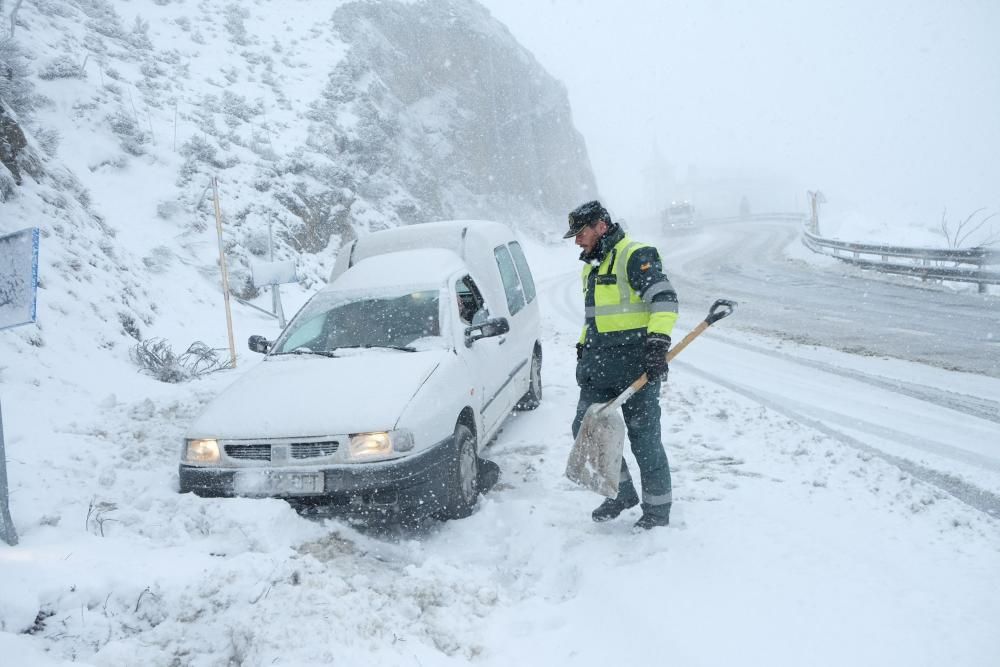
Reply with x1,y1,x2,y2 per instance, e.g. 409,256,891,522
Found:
187,350,446,439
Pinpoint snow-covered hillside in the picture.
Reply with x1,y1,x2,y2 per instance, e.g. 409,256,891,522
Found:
1,0,594,380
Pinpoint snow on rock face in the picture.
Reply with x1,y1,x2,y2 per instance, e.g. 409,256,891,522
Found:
1,0,594,388
327,0,597,226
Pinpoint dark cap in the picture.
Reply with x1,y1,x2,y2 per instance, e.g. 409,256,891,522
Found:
563,200,611,239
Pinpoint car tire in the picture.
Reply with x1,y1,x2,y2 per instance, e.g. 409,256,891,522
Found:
438,424,479,520
515,347,542,411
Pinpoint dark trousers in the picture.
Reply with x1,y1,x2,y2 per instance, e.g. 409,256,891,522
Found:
571,381,673,517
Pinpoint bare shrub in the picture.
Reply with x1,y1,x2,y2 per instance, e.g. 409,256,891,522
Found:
86,499,118,537
130,338,233,383
275,182,355,253
938,208,1000,248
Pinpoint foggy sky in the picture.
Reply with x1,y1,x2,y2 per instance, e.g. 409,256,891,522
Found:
481,0,1000,230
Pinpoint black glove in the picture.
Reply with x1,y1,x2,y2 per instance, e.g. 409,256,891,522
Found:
643,334,671,381
576,343,584,361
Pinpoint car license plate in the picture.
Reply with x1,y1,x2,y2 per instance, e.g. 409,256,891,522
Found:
234,470,324,496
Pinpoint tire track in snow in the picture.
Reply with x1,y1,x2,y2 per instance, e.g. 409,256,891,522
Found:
678,362,1000,520
704,332,1000,425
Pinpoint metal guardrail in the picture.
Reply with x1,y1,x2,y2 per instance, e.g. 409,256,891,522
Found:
802,229,1000,293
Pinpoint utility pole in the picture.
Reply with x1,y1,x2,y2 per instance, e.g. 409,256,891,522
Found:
212,177,237,367
807,190,826,235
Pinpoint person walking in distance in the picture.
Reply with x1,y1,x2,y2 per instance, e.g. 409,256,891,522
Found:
565,201,679,529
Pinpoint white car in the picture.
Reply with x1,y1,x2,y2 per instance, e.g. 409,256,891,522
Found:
179,220,542,520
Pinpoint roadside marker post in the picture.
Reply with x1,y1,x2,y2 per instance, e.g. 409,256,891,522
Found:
0,226,39,546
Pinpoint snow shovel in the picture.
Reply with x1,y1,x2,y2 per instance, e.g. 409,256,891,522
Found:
565,299,737,498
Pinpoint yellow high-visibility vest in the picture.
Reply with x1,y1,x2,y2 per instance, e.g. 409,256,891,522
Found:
579,236,677,343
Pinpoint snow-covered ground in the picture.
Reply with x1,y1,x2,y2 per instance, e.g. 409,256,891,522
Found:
3,234,999,666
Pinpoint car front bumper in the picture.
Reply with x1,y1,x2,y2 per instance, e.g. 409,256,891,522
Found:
179,435,455,516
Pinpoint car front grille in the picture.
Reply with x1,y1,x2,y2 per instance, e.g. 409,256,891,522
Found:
224,444,271,461
290,441,340,459
222,439,342,462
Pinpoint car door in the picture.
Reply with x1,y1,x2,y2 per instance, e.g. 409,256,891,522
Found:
454,275,509,437
490,244,532,412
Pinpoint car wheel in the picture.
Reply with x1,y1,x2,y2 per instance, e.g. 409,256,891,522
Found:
439,424,479,520
515,347,542,411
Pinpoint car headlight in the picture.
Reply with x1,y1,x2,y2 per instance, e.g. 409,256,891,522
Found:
184,438,220,464
348,430,414,461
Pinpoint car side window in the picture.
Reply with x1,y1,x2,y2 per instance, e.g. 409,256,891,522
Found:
493,245,525,315
508,241,536,304
455,275,487,324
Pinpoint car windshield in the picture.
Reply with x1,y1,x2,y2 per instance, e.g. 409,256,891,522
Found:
272,288,443,355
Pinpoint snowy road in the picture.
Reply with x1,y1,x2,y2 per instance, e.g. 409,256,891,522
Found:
648,219,1000,377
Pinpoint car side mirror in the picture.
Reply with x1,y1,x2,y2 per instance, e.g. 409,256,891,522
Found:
248,335,272,354
464,317,510,347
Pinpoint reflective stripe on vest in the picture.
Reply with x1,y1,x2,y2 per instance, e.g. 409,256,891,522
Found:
582,239,651,333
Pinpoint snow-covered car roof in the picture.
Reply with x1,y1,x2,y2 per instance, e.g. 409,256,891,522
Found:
326,247,467,293
330,220,517,282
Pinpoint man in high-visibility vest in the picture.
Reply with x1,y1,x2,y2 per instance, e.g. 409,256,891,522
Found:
565,200,679,529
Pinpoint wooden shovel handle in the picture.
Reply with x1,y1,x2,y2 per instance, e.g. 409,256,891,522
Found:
619,299,737,400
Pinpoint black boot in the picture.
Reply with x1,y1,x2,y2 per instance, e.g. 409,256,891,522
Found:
591,493,639,522
634,504,671,530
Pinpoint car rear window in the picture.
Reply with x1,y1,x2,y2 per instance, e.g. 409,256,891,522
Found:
508,241,536,304
493,245,526,315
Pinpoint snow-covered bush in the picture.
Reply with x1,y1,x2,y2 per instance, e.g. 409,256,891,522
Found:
106,109,148,156
223,4,251,46
156,200,182,220
0,168,16,201
35,127,60,157
178,135,218,180
128,16,153,51
129,339,232,383
0,38,36,117
221,90,259,124
38,55,82,80
177,135,238,184
142,246,174,273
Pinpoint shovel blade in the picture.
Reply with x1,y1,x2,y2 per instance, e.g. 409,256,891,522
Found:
565,403,626,498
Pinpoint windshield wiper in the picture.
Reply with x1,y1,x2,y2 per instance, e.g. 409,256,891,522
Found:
334,344,417,352
273,348,338,358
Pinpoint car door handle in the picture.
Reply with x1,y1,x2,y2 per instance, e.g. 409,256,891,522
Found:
497,336,506,345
